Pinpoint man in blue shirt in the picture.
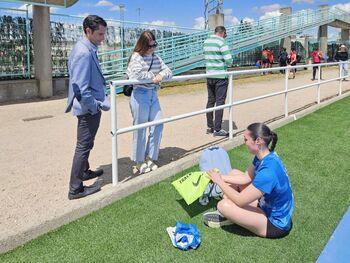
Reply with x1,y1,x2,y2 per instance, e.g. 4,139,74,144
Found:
65,15,110,200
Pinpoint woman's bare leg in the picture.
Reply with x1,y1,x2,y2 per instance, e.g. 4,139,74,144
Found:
217,198,267,237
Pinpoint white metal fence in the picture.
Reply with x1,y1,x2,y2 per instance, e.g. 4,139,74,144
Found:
110,61,349,185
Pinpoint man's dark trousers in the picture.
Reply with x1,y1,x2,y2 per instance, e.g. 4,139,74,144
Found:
206,78,228,131
279,61,287,74
69,111,101,192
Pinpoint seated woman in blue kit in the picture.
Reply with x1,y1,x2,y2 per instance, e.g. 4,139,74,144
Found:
203,123,294,239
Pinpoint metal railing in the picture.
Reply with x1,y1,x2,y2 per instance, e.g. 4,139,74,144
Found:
102,6,350,81
49,13,204,77
109,61,349,185
0,7,204,79
1,6,349,80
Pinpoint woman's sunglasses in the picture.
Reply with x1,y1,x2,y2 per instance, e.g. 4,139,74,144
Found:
148,41,158,48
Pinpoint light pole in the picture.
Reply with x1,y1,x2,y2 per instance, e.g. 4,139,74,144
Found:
119,3,125,67
136,7,141,25
119,4,125,22
119,4,125,51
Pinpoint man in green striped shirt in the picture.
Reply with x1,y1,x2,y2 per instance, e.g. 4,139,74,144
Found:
203,26,233,137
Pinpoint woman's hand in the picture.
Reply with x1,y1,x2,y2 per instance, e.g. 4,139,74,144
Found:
207,169,224,185
153,74,163,83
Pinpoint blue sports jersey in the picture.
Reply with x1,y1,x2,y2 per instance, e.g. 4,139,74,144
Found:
252,152,294,231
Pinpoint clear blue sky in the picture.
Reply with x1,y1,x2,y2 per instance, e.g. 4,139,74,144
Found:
0,0,350,29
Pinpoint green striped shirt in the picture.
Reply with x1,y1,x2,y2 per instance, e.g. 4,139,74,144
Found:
203,34,233,79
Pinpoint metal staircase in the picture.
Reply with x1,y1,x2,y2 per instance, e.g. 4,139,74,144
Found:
100,6,350,84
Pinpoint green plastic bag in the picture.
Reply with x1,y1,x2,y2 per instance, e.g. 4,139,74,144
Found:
172,171,210,205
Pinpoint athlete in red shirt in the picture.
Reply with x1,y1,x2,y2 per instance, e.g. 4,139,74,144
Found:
311,47,322,80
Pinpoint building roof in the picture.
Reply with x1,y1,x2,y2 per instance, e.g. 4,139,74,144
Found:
6,0,78,8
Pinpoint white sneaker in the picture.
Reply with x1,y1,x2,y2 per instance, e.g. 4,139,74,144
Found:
136,162,151,174
213,129,229,137
146,158,158,171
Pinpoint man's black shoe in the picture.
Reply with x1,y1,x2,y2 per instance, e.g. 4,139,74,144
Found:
82,169,104,181
206,127,214,134
68,185,101,200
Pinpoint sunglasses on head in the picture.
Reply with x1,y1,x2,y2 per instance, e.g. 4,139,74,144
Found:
148,41,158,48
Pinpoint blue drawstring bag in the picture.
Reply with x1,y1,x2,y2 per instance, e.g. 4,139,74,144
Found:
199,146,232,205
166,221,201,250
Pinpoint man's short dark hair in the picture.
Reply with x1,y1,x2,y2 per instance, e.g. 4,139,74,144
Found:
214,26,226,34
83,15,107,34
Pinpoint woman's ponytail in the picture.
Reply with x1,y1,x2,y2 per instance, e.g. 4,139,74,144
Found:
269,131,278,152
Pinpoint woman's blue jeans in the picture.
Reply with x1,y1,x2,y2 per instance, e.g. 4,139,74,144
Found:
339,62,348,79
130,87,163,163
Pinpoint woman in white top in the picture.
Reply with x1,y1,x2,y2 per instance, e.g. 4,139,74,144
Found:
127,31,172,174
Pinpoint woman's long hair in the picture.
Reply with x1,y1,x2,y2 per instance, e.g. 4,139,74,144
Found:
127,31,156,65
247,123,278,152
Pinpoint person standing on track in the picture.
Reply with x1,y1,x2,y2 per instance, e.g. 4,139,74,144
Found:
203,26,233,137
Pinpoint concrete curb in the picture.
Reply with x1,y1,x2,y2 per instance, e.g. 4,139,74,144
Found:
1,91,349,254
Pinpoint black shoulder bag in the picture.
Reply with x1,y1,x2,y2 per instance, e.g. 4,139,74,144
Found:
123,55,154,97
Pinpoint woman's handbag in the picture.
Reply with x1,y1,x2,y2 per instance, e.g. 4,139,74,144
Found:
123,55,154,97
123,84,133,96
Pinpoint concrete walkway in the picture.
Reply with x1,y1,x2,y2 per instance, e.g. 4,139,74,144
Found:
1,67,349,253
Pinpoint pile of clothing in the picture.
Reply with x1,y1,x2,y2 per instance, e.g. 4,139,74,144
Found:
166,221,201,250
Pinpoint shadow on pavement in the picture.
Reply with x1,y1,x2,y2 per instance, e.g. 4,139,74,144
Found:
97,146,188,187
0,90,68,106
157,146,188,165
222,120,238,131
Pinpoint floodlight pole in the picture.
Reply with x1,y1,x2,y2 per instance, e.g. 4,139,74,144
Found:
136,7,141,25
119,4,125,66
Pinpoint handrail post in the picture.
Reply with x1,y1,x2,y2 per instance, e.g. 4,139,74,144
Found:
110,83,118,186
339,61,343,96
228,74,233,139
284,66,289,117
171,33,175,70
340,61,344,96
317,64,321,104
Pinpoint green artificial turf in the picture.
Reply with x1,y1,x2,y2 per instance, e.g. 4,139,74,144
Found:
2,96,350,262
